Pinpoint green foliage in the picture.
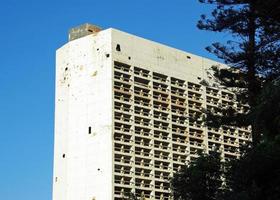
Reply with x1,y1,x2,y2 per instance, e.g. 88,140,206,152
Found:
251,80,280,139
197,0,280,145
225,137,280,200
170,1,280,200
171,152,224,200
171,138,280,200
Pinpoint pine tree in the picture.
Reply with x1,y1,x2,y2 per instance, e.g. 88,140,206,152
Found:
171,152,224,200
197,0,280,145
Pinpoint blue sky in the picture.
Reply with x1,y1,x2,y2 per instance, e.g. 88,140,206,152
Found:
0,1,225,199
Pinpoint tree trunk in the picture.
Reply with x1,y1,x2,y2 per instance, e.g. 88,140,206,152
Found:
247,2,260,146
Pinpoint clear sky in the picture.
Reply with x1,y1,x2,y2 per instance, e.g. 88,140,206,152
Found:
0,1,225,199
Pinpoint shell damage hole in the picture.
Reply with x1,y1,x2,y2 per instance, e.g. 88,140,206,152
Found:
116,44,121,51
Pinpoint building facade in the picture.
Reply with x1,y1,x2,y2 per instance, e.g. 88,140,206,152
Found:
53,24,251,200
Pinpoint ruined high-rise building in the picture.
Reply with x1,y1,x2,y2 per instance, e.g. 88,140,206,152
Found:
53,23,251,200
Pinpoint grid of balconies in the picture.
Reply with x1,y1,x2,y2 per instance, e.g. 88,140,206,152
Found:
205,87,252,161
113,61,251,199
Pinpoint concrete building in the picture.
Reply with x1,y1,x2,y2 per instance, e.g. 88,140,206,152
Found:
53,23,251,200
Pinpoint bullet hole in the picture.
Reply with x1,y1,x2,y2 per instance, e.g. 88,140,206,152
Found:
97,168,100,171
65,67,68,71
62,154,66,158
88,29,93,33
92,71,98,77
197,77,202,80
128,56,131,60
88,127,92,134
106,54,110,58
97,48,99,51
187,55,191,59
116,44,121,52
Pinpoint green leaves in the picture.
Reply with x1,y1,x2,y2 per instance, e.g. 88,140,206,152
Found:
197,0,280,144
171,153,224,200
250,81,280,139
171,1,280,200
171,138,280,200
225,138,280,200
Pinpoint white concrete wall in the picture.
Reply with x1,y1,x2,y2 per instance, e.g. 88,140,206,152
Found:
110,28,226,85
53,30,113,200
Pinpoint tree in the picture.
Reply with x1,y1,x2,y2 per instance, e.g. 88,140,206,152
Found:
250,79,280,139
197,0,280,145
170,2,280,200
224,136,280,200
254,0,280,24
171,136,280,200
171,152,224,200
